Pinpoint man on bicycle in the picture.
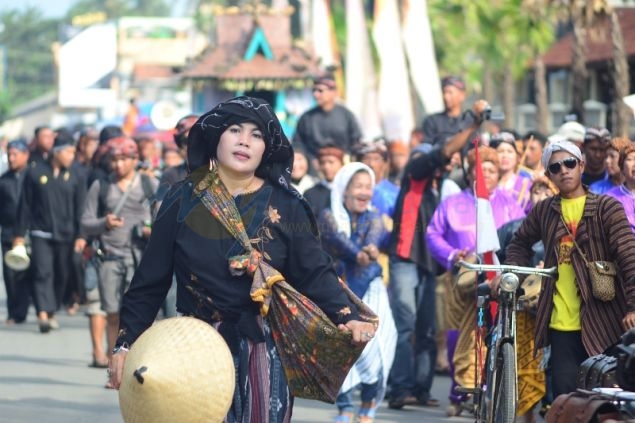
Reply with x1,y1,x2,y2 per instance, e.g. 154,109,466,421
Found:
504,140,635,398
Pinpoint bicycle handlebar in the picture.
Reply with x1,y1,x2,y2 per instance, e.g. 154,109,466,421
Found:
457,260,557,277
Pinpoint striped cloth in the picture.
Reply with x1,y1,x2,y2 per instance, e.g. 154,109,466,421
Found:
340,276,397,410
216,317,293,423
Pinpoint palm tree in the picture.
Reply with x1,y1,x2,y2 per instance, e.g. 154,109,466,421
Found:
521,0,557,133
609,7,631,137
549,0,629,133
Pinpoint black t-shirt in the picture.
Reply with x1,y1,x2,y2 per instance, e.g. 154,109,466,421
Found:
293,104,362,159
422,110,475,145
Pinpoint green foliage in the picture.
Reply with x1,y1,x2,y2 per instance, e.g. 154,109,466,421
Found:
0,90,11,123
66,0,171,20
428,0,556,91
0,7,58,115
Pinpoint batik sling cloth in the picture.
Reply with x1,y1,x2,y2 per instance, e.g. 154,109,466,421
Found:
195,169,379,403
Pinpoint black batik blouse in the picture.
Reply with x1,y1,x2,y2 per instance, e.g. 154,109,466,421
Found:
116,179,361,348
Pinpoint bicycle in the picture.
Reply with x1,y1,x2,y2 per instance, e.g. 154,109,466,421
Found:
452,261,557,423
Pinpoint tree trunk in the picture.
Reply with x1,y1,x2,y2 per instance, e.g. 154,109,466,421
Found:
610,10,631,137
534,54,549,134
482,65,494,108
503,63,515,129
570,1,588,123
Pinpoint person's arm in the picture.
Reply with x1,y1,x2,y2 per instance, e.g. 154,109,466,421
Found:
364,209,386,252
109,184,186,390
425,200,461,270
503,203,543,267
13,169,33,243
81,180,108,236
603,197,635,314
318,209,361,264
284,202,361,325
73,171,88,245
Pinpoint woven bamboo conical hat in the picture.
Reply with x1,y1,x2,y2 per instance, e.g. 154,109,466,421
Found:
119,317,235,423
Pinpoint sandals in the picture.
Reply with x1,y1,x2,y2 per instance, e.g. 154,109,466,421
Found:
89,357,109,369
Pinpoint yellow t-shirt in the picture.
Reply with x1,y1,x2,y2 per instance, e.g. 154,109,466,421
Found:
550,196,586,331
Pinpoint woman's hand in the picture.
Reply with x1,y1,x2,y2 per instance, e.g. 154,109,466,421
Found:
356,251,371,267
108,351,128,390
105,214,124,230
451,248,471,265
362,244,379,261
338,320,378,345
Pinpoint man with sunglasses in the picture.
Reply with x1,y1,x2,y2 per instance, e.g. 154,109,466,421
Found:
503,140,635,399
293,74,362,171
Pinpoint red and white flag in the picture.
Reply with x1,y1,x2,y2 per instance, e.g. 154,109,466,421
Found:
474,144,501,281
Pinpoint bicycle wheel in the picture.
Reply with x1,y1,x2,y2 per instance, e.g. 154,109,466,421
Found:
493,342,516,423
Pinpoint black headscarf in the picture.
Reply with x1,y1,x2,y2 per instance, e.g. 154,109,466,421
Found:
187,96,319,233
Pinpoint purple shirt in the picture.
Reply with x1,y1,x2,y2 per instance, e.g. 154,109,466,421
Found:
606,184,635,233
426,188,526,269
500,174,532,214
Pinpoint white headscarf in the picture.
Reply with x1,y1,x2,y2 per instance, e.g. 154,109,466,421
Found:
330,162,376,238
541,140,583,171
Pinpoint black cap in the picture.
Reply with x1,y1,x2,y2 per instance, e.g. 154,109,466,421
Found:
53,131,76,151
7,138,28,152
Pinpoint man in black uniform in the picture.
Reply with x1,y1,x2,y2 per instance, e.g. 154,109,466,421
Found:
293,74,362,169
0,139,31,324
422,76,475,146
159,114,198,189
13,131,87,333
29,125,56,165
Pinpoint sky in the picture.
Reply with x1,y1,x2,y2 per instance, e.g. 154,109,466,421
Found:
0,0,77,18
0,0,189,18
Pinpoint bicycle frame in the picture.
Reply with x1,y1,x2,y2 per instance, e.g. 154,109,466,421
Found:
456,261,556,423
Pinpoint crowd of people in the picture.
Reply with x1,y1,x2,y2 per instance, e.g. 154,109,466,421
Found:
2,72,635,423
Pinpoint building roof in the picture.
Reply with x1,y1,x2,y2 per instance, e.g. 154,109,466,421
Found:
181,8,321,90
133,64,176,81
543,8,635,68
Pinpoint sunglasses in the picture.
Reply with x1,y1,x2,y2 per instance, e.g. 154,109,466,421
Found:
548,157,579,174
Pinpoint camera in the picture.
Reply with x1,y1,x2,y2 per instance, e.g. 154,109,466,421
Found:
481,106,492,122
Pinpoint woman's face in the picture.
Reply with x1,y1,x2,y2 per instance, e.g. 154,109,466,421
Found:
605,148,621,176
470,161,500,193
343,171,373,214
216,122,266,175
292,152,309,179
622,152,635,185
496,142,518,173
361,151,386,181
530,184,554,206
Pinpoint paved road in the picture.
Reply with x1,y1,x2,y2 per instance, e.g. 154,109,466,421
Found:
0,283,537,422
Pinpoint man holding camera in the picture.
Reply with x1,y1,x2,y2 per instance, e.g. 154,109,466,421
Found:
386,100,489,409
81,136,157,372
422,76,476,146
